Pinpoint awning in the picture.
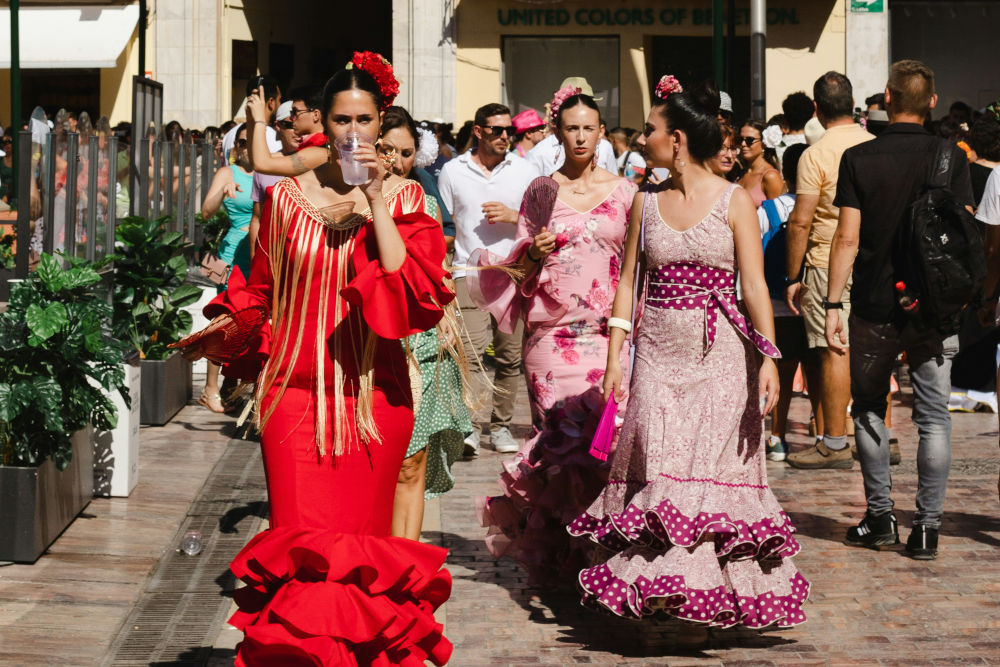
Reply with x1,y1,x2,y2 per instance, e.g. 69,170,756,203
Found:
0,5,139,69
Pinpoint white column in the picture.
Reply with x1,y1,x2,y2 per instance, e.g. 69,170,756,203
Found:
155,0,223,128
845,0,890,104
393,0,457,122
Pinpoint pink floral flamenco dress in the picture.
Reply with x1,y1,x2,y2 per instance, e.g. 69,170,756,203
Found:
568,183,809,627
468,176,637,584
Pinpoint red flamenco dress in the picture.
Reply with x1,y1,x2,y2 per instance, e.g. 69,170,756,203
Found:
205,177,456,666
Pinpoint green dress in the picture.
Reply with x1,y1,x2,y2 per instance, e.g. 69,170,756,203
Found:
403,194,473,499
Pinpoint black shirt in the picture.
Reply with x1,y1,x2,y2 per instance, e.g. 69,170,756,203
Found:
834,123,973,323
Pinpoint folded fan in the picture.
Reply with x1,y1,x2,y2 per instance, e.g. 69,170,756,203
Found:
168,306,268,364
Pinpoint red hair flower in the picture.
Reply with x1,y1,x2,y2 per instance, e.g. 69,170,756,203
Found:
348,51,400,111
655,75,683,101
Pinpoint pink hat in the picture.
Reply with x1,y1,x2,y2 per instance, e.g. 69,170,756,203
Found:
512,109,545,134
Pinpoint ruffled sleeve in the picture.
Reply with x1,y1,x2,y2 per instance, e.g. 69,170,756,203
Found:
202,186,278,380
341,209,454,340
466,176,567,333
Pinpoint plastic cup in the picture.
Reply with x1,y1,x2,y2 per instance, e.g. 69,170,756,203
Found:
180,530,202,556
334,131,372,186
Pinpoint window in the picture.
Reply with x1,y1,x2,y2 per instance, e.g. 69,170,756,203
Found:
503,36,620,128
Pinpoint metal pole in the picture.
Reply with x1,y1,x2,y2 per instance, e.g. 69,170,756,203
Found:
150,140,160,218
86,136,99,262
42,136,56,254
176,142,186,234
10,0,21,202
107,136,118,254
713,0,724,88
726,0,736,96
187,143,197,242
138,0,147,78
14,130,30,278
750,0,767,122
64,133,79,263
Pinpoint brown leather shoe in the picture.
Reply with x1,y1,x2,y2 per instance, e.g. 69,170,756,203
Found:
787,440,853,469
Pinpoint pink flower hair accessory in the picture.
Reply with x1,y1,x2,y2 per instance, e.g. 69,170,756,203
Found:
655,75,683,101
550,85,582,123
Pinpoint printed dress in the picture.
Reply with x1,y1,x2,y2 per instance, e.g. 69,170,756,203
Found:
470,177,637,584
401,192,473,499
205,178,456,666
568,183,809,627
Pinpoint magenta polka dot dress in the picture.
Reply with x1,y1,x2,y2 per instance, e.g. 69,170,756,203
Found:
568,182,809,628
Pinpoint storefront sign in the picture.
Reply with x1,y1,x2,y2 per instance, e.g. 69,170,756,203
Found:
497,7,800,27
850,0,884,13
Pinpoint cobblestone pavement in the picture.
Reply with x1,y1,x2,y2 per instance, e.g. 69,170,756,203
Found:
435,375,1000,666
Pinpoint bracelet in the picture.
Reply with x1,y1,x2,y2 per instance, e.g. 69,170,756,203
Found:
608,317,632,333
253,120,266,125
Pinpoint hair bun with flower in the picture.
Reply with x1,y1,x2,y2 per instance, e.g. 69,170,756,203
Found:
549,85,582,123
347,51,400,111
655,75,683,101
761,124,784,150
414,127,439,169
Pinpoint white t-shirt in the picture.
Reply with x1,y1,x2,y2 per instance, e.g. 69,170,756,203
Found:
437,150,540,278
617,150,646,178
975,165,1000,226
525,134,618,176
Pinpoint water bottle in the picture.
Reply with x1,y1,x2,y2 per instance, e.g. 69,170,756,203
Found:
180,530,202,556
895,281,920,313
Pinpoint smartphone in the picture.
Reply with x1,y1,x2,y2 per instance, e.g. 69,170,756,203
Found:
255,76,263,94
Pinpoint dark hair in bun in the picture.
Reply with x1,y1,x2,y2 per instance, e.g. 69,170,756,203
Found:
556,93,602,128
322,68,383,118
652,78,723,162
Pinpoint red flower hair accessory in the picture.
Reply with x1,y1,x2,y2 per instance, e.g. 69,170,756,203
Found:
549,85,582,123
347,51,400,111
655,75,683,101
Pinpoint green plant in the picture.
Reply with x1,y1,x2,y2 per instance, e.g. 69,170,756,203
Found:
112,215,202,360
0,254,128,468
0,233,14,270
198,208,230,258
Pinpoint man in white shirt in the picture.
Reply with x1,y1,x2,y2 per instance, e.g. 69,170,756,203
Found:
526,77,617,176
438,103,540,455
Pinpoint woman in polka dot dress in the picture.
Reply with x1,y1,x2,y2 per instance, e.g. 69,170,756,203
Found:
568,78,809,641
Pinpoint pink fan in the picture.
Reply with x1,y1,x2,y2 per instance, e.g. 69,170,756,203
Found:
588,394,618,462
168,306,267,364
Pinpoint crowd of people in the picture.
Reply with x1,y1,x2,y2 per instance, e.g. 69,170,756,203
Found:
164,50,1000,665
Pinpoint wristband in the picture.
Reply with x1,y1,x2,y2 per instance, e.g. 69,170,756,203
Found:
525,247,541,262
822,297,844,310
608,317,632,333
784,274,801,286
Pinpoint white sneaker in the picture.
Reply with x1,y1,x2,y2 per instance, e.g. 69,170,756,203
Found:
490,427,519,454
463,431,480,457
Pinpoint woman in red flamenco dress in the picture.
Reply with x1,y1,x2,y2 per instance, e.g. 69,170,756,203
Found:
181,55,455,666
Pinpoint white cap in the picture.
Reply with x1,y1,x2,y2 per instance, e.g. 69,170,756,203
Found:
804,116,826,145
275,100,293,122
719,91,733,113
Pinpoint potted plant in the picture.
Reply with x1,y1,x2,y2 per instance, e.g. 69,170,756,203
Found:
112,215,201,425
0,253,128,562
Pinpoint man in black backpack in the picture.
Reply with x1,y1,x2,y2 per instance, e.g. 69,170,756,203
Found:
825,60,974,560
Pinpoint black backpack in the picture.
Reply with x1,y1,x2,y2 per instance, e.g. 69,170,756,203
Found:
895,141,986,335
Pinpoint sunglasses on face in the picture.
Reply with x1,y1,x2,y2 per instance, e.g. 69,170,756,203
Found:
277,120,294,130
289,107,312,119
739,136,760,147
481,125,515,138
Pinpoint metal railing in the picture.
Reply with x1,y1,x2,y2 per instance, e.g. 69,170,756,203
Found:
9,129,219,279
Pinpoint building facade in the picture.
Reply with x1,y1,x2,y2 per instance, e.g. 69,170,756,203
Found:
1,1,997,131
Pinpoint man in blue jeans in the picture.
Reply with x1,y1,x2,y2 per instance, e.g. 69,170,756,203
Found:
824,60,973,560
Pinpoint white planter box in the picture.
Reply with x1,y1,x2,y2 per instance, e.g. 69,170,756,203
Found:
182,285,216,375
93,360,142,497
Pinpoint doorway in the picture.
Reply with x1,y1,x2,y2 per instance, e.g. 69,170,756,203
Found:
649,36,751,121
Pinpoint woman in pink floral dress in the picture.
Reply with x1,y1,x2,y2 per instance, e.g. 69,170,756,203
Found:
568,78,807,645
469,92,637,584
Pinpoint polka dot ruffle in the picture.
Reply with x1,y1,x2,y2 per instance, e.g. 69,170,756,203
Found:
578,563,809,627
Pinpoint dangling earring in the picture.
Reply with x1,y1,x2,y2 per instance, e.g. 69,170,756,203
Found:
591,153,597,170
677,158,686,169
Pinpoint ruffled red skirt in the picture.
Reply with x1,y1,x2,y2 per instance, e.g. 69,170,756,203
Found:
229,387,453,666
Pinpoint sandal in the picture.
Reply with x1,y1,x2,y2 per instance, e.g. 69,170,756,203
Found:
198,390,226,413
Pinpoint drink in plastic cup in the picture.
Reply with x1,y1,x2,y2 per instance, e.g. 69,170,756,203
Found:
334,131,372,186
